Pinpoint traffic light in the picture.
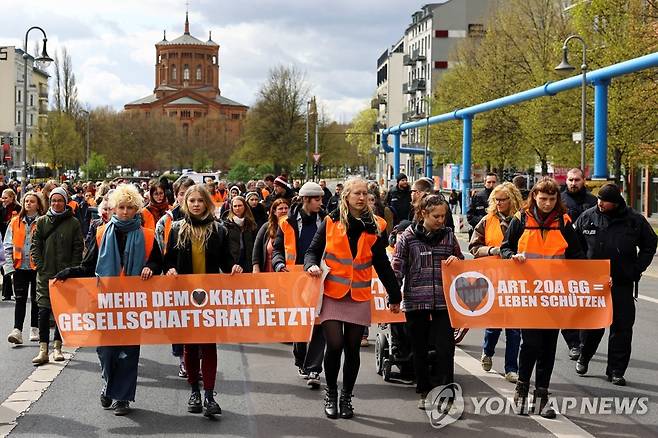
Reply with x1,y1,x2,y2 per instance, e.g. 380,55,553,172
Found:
299,163,305,175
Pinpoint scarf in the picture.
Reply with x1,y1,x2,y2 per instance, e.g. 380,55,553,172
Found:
25,214,37,226
48,207,67,216
147,199,170,223
233,216,245,227
530,206,560,229
186,213,215,227
95,215,145,277
414,222,447,245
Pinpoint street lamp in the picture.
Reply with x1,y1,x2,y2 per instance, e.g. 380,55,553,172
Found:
22,26,53,197
420,95,432,178
555,35,587,172
81,109,90,163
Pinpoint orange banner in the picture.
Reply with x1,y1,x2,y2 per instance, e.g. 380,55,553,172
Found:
50,272,321,347
371,273,406,324
441,259,612,329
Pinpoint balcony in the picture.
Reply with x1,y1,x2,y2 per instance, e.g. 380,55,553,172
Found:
412,49,426,62
403,54,414,66
402,110,416,121
402,83,412,94
370,95,386,109
409,78,426,92
39,102,48,114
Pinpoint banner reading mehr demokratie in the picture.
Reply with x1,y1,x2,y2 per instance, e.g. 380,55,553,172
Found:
441,259,612,329
50,272,321,347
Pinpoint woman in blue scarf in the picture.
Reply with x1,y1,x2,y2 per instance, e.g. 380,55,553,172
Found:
55,184,163,416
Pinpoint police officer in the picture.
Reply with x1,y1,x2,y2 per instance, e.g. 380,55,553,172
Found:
573,183,657,386
560,168,598,360
467,173,497,238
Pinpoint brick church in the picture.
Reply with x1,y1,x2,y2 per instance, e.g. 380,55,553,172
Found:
124,13,248,148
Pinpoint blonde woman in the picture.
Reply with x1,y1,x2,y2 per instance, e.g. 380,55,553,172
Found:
469,182,524,384
305,177,401,419
5,192,45,344
55,184,162,415
164,184,241,418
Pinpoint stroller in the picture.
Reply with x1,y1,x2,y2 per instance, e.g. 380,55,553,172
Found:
375,322,415,382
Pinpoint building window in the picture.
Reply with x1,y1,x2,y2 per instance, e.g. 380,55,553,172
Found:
17,89,21,103
30,114,33,126
181,110,191,118
196,65,202,81
468,24,485,37
231,113,240,120
212,56,217,65
30,94,34,106
16,110,21,124
171,65,177,81
183,64,190,80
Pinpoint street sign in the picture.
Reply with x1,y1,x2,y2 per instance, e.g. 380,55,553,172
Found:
572,131,582,142
313,153,321,162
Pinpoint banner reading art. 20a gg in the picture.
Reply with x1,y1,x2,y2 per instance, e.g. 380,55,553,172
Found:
441,259,612,330
50,272,322,347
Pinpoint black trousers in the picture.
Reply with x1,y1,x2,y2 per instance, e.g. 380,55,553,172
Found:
13,270,38,330
38,306,61,343
293,325,326,373
561,329,581,350
518,329,559,389
405,309,454,394
2,272,13,300
580,283,635,376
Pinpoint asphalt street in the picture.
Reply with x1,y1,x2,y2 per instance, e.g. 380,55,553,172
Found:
0,238,656,437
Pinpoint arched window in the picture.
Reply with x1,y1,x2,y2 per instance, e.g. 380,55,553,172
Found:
171,65,177,81
183,64,190,80
196,65,202,81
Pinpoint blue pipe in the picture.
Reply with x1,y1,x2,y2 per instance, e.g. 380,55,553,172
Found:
393,133,401,177
425,154,433,178
593,80,610,179
380,51,658,178
461,116,473,214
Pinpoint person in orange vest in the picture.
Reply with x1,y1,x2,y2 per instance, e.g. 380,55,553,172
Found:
164,184,242,418
54,184,163,416
1,188,21,301
141,181,170,231
305,177,401,419
469,182,524,384
273,182,327,389
501,177,584,418
207,181,228,211
5,191,45,345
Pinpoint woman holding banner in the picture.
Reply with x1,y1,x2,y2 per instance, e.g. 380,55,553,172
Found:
392,193,463,410
500,177,584,419
252,198,289,273
165,184,242,418
469,182,524,383
305,177,401,420
54,184,163,416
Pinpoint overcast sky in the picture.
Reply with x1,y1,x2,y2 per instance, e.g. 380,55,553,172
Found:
1,0,423,122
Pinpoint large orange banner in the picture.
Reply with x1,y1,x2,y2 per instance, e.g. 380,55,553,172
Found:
50,272,321,347
441,259,612,329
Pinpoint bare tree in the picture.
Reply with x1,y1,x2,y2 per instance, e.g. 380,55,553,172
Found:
52,47,79,115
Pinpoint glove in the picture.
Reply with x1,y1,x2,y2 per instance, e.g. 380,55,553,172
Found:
54,268,73,281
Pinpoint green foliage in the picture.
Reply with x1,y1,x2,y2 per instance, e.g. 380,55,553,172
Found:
80,152,108,179
226,161,254,182
29,111,83,171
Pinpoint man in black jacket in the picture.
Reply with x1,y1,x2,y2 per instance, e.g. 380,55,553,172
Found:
560,168,598,360
272,181,327,389
467,173,497,238
326,183,343,214
385,173,411,225
573,184,657,386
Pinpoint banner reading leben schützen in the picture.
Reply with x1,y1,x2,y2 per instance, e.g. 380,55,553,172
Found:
441,259,612,329
50,270,404,347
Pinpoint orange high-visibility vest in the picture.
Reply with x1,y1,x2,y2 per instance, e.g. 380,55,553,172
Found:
162,214,173,255
211,191,228,207
278,216,297,267
9,216,36,270
517,211,570,259
68,200,78,213
141,208,156,230
484,212,505,248
96,224,155,275
322,215,387,302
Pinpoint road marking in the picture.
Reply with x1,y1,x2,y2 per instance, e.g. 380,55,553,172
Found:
454,347,595,438
0,348,77,438
638,294,658,304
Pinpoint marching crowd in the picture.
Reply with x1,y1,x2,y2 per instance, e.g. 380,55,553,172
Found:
0,169,655,421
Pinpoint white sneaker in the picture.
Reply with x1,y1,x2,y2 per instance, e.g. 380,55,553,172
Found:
29,327,39,342
8,328,23,344
505,371,519,383
481,353,492,372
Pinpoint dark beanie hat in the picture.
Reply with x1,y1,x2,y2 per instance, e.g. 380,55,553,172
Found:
396,173,408,183
597,183,623,204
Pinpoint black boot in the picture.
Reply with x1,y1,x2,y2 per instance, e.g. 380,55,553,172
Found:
575,357,589,375
514,381,529,415
339,390,354,419
324,387,338,419
187,390,202,413
533,387,556,419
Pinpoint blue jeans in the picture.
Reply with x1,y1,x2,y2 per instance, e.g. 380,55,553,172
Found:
482,328,521,373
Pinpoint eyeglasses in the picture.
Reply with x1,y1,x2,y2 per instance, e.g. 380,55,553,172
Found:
494,197,510,203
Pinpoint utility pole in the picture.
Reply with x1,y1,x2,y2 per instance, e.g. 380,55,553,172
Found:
305,100,310,181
